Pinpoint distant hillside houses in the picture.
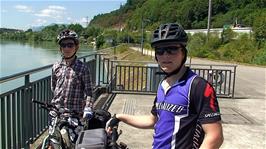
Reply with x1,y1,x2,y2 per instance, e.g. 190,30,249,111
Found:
185,27,252,38
0,28,23,34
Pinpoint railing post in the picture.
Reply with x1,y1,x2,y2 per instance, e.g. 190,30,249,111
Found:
110,61,113,93
24,74,33,148
25,75,30,86
232,65,237,98
98,54,101,86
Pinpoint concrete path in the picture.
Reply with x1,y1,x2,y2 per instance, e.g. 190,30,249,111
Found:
109,94,266,149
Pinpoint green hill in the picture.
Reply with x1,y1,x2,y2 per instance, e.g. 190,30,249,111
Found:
89,0,265,30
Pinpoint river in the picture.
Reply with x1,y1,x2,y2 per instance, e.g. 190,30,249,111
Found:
0,40,94,93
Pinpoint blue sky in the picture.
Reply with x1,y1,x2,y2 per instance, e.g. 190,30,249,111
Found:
1,0,126,30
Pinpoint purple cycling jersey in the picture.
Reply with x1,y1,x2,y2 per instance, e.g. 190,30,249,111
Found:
151,68,221,149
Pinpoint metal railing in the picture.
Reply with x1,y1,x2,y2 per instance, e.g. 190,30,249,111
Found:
0,53,97,149
102,60,237,98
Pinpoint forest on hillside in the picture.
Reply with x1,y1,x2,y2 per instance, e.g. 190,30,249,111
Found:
89,0,265,30
1,0,265,65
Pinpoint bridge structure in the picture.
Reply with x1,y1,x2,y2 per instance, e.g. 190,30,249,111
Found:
0,51,237,149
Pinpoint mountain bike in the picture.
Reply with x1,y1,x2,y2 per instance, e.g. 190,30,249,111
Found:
32,99,83,149
32,99,127,149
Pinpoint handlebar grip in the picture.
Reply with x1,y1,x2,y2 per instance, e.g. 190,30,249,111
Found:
32,99,55,109
111,127,119,144
32,99,46,105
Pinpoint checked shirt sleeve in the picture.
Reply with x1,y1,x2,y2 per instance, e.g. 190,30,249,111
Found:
83,65,94,108
51,64,57,94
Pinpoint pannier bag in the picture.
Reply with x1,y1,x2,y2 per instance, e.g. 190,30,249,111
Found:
75,128,107,149
88,109,111,129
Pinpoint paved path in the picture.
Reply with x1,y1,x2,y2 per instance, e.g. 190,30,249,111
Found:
110,48,266,149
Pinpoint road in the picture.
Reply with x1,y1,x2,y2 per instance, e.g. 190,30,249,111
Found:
189,57,266,99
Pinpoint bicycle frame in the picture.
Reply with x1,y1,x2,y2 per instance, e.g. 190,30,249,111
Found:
41,116,65,149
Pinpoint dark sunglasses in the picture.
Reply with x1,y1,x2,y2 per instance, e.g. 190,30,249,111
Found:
60,42,75,48
155,46,182,55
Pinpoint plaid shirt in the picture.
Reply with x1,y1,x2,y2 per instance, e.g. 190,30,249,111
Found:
51,57,94,113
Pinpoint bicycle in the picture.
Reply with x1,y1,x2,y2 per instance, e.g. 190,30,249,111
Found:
32,99,127,149
32,99,83,149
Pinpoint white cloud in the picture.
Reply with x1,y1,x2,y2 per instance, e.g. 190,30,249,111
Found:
26,19,48,30
54,21,65,24
35,19,47,25
34,5,66,19
14,5,33,13
48,5,65,10
81,17,88,23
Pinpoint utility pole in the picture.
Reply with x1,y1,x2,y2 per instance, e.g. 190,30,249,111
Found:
141,16,144,55
207,0,212,42
86,16,89,27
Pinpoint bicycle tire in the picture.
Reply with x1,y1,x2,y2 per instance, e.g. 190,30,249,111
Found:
47,141,62,149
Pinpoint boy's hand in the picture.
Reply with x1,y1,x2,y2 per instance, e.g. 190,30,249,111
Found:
105,114,120,134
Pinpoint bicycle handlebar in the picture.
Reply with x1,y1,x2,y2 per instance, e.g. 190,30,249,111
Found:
108,125,127,149
32,99,55,108
32,99,81,116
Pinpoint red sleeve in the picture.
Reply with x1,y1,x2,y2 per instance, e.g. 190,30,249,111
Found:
191,77,221,124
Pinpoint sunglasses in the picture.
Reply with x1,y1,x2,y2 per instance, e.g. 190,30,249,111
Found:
60,42,75,48
155,46,182,55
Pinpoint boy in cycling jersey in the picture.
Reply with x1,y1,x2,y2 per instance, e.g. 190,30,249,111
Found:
106,23,223,149
51,29,94,119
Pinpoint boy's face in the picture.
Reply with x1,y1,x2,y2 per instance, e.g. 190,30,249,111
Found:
155,43,185,74
59,39,78,58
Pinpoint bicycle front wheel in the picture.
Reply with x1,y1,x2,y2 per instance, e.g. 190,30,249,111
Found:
45,141,63,149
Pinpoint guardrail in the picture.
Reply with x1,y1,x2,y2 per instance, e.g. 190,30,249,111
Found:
0,53,97,149
102,60,237,98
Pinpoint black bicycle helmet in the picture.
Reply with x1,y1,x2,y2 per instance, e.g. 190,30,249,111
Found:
152,23,188,78
57,29,79,44
151,23,188,48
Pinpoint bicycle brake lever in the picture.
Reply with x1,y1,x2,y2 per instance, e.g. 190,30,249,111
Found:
118,130,122,136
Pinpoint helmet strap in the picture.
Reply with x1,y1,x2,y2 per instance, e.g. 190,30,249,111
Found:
165,66,182,78
63,51,77,60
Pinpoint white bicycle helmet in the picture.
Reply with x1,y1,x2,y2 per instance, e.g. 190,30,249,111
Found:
57,29,79,44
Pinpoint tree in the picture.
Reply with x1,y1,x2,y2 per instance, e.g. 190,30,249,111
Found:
68,24,83,35
96,34,105,49
253,11,266,48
